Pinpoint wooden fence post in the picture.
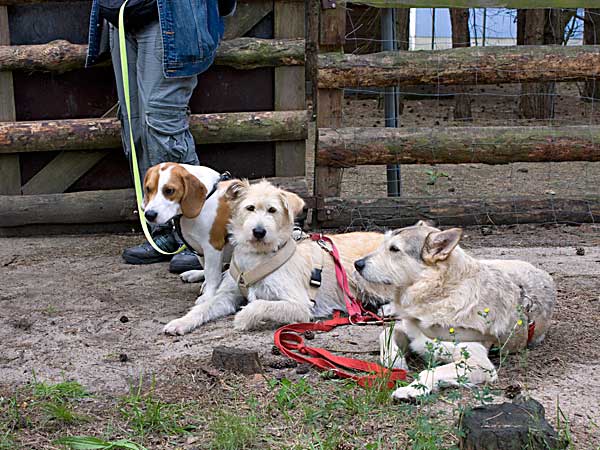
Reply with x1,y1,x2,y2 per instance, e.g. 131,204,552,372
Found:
315,1,346,201
583,8,600,101
450,8,472,121
0,7,21,195
275,0,306,177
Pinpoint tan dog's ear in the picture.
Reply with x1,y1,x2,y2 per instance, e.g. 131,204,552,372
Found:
181,173,207,218
422,228,462,264
280,190,305,221
225,179,250,201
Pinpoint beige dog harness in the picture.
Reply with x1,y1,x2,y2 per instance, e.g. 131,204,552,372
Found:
229,240,297,298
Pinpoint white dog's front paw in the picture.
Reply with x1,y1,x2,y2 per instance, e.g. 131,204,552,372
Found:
163,317,198,335
391,385,430,402
180,270,205,283
233,308,260,331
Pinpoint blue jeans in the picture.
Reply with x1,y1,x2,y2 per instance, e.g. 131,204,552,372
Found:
109,20,200,178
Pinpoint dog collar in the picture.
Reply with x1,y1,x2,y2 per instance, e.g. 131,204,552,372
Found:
230,240,297,298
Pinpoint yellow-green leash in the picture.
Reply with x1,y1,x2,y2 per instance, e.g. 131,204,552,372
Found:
118,2,185,255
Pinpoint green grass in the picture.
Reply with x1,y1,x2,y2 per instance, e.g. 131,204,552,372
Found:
118,378,195,439
208,409,259,450
55,436,148,450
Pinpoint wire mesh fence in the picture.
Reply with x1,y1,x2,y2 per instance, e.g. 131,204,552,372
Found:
314,5,600,230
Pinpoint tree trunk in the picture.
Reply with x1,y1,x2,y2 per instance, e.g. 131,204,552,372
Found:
0,38,305,72
318,45,600,88
517,9,574,119
518,9,554,119
583,9,600,100
317,125,600,167
450,8,472,121
0,111,309,154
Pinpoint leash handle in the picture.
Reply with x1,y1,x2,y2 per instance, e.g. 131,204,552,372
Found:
118,3,185,255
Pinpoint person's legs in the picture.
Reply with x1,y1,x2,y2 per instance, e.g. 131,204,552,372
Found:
132,20,202,271
110,22,182,264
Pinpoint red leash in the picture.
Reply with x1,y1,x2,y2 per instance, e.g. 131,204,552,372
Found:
273,234,407,388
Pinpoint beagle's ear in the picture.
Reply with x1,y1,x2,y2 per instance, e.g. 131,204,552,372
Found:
421,228,462,264
280,190,305,221
181,173,207,218
142,165,160,208
224,179,250,201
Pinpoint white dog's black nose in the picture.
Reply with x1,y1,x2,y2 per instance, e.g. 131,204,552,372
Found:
354,258,366,272
144,210,158,222
252,226,267,240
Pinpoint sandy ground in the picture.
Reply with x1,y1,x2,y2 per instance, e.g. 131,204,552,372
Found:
1,224,599,448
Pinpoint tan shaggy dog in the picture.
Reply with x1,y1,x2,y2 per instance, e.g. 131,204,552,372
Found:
354,221,556,401
163,179,394,335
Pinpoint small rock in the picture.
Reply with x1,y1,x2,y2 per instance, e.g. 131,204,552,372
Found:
119,315,129,323
303,330,315,340
119,353,128,362
517,167,529,173
505,383,522,399
576,247,585,256
296,364,311,375
481,227,493,236
545,190,556,195
448,187,455,193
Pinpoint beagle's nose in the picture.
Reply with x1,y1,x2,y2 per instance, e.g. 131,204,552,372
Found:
144,210,158,222
354,258,366,272
252,226,267,240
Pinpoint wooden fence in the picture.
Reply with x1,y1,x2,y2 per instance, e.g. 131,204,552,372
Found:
2,0,600,233
0,0,309,234
308,0,600,228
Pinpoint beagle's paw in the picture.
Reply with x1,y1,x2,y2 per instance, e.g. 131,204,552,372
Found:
180,270,205,283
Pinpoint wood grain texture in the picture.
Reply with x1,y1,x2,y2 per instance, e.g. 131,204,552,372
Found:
0,111,309,154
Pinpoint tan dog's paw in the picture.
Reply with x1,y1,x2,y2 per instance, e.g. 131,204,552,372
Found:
180,270,204,283
163,317,197,335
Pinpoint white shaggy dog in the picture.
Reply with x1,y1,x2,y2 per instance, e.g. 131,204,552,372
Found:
163,179,394,335
354,221,556,401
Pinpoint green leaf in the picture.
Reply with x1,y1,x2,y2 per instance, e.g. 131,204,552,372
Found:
54,436,111,449
54,436,148,450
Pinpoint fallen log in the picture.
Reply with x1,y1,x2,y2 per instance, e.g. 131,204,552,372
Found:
318,45,600,88
317,196,600,228
0,176,308,227
0,38,304,73
317,126,600,167
0,110,309,153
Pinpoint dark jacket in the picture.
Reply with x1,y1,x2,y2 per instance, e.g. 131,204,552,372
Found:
86,0,225,77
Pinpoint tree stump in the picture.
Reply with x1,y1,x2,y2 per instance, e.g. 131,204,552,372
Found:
459,397,561,450
211,346,263,375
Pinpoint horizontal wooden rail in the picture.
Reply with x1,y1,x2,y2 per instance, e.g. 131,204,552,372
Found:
0,0,303,6
317,126,600,167
317,196,600,228
0,38,305,72
342,0,599,7
319,45,600,88
0,176,309,227
0,110,308,154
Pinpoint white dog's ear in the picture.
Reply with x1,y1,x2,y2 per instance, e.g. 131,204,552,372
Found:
415,219,435,227
280,190,305,221
224,179,250,201
422,228,462,264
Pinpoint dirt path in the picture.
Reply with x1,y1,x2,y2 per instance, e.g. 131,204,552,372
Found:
1,225,599,448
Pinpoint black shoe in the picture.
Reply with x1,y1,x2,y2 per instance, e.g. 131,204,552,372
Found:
122,232,180,265
169,248,203,274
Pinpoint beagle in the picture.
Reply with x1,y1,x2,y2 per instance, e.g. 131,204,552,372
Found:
142,163,234,299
